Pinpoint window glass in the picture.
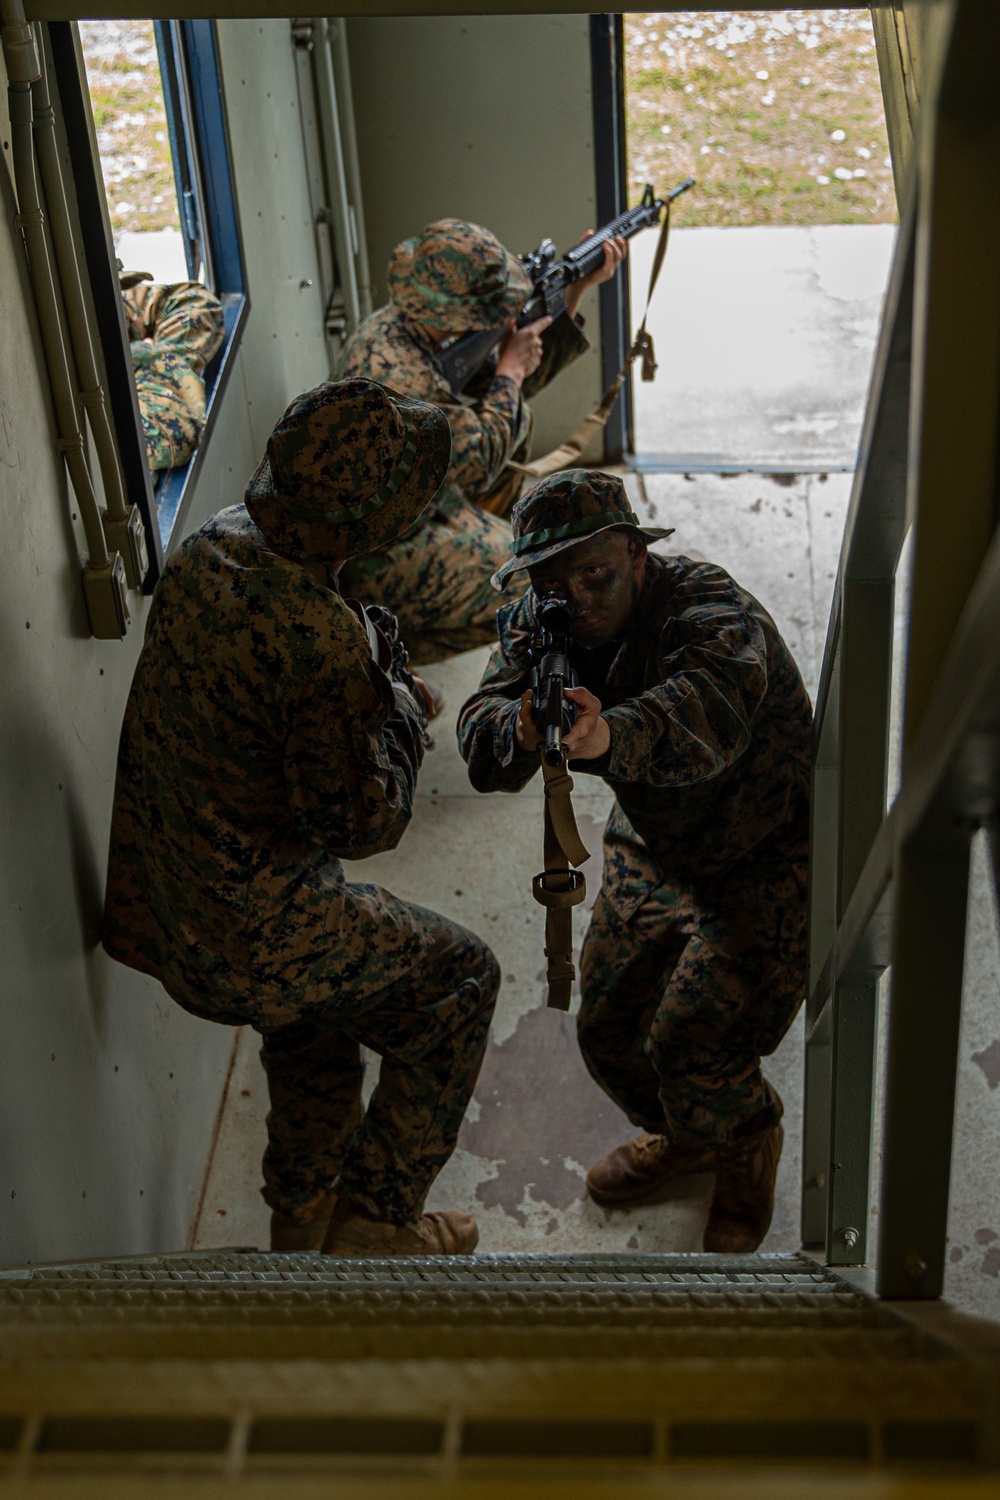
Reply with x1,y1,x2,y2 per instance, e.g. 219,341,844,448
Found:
78,20,189,283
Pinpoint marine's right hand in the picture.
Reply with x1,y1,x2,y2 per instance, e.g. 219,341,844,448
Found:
496,316,552,387
514,689,542,752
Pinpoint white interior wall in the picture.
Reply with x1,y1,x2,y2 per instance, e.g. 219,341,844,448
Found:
0,17,328,1265
347,14,605,459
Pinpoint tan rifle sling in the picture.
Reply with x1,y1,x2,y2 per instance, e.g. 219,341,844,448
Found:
532,752,590,1010
509,196,675,481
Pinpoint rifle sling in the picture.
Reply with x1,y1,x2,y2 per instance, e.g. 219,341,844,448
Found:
509,198,674,481
532,753,589,1011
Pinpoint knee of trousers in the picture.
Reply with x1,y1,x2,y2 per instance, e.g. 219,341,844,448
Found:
471,944,502,1019
575,998,617,1085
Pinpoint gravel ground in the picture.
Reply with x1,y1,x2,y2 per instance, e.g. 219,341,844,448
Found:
77,13,895,239
626,9,896,225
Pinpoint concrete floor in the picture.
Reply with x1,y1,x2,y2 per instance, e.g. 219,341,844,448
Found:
189,218,1000,1324
630,223,896,467
191,468,852,1258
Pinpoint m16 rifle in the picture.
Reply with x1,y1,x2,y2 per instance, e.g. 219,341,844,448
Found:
435,178,695,398
526,589,590,1012
529,592,579,768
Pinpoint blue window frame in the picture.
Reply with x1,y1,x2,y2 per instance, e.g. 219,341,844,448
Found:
150,20,248,546
50,19,249,588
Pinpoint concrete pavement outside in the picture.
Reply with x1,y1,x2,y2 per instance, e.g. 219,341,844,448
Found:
629,221,896,467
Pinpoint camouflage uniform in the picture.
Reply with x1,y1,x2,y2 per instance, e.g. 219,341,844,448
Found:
335,219,590,663
458,471,812,1151
121,272,225,472
103,380,499,1225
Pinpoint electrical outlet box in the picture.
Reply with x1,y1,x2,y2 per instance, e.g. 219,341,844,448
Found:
84,554,130,640
104,505,149,591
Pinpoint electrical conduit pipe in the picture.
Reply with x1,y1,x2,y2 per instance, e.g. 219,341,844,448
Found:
30,33,146,587
2,0,129,637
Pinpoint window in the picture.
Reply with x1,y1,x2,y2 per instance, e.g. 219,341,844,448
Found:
50,19,248,585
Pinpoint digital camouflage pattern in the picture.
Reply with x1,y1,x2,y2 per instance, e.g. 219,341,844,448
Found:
458,550,812,1144
260,912,497,1223
336,303,589,507
335,304,588,658
386,218,533,335
121,275,225,471
339,483,526,665
578,818,806,1149
103,503,498,1221
492,467,674,589
243,378,451,564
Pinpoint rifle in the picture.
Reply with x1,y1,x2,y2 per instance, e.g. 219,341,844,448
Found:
434,178,695,397
529,592,579,767
527,589,590,1011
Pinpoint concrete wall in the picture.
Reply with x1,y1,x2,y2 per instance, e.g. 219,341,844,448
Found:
0,17,326,1265
347,14,605,458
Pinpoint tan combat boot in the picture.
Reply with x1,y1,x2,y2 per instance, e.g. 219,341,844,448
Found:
322,1202,479,1256
270,1196,335,1253
703,1124,784,1253
586,1133,716,1207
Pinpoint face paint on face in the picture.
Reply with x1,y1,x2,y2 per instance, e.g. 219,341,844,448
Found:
528,530,647,648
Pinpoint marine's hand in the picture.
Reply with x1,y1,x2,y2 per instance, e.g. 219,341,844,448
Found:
496,316,552,387
564,235,627,321
514,689,542,752
563,687,611,759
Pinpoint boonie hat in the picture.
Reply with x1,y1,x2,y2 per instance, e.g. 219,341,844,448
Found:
491,469,674,590
388,218,533,336
245,377,451,563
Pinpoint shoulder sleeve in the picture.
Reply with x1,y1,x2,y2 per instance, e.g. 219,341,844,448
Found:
457,596,540,792
336,314,527,499
601,564,769,788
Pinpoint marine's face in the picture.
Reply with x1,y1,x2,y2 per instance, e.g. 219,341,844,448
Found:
528,530,646,649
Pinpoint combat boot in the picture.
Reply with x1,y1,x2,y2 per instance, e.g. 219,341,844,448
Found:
322,1202,479,1256
586,1133,716,1206
703,1124,783,1253
270,1196,335,1253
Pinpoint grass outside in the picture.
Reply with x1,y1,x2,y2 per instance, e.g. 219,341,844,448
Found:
626,9,896,226
78,19,180,238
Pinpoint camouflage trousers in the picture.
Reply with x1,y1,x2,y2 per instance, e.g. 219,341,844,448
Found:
339,485,526,665
121,279,225,472
577,830,808,1150
257,901,499,1224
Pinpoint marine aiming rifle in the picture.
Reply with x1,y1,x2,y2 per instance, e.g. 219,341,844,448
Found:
434,178,696,398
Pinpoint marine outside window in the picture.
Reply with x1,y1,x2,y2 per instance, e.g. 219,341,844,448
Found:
50,18,248,585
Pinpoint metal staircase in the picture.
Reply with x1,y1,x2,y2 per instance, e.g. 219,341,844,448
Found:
0,1249,996,1492
2,3,1000,1496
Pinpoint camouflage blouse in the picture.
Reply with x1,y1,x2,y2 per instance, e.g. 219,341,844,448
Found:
334,305,589,505
458,553,813,885
103,505,427,1029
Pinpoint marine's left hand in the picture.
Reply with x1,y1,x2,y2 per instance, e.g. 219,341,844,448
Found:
564,235,627,321
563,686,611,759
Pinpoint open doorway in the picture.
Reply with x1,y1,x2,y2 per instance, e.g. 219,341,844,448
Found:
624,8,896,470
618,9,898,697
187,11,898,1263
